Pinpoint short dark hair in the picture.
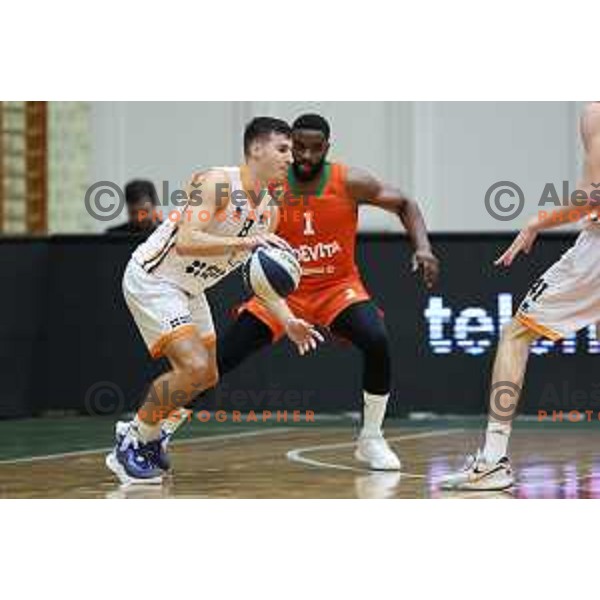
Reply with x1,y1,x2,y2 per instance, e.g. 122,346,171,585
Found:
292,114,331,140
125,180,159,206
243,117,291,156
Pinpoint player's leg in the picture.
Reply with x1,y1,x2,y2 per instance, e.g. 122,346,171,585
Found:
139,332,217,428
107,329,217,485
329,299,400,471
107,261,217,484
481,318,538,463
218,309,275,376
330,300,391,435
441,231,600,490
161,307,276,436
440,318,538,491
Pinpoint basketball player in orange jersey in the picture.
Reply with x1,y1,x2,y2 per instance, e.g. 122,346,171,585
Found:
441,102,600,491
168,113,440,470
105,117,323,485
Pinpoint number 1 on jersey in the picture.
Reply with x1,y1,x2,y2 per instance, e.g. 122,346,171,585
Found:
303,211,315,236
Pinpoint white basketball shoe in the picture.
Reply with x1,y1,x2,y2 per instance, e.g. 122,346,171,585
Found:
439,452,514,491
355,434,401,471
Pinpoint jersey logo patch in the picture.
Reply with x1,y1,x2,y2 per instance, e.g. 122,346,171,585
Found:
165,314,193,330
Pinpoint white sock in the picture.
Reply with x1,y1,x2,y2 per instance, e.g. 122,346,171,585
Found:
161,408,191,436
482,420,511,463
133,415,162,443
360,392,389,438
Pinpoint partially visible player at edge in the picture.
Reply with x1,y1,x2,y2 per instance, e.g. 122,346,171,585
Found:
106,117,323,485
441,102,600,491
169,113,440,470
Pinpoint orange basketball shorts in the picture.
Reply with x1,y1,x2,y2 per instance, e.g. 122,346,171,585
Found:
239,276,371,340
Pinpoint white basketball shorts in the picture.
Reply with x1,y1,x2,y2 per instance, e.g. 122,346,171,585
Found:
516,227,600,340
122,259,216,358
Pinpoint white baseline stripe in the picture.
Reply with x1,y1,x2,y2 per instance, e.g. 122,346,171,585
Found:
286,429,464,477
0,427,293,466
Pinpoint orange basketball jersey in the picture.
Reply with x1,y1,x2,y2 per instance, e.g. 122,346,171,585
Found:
277,162,359,287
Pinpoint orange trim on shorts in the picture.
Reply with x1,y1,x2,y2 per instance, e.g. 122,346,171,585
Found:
515,313,563,341
150,324,213,359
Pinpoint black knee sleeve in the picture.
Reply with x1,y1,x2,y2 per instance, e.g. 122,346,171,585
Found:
362,331,391,395
217,310,274,376
330,301,391,395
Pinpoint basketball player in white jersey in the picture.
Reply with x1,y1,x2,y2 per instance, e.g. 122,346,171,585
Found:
106,117,323,485
441,102,600,491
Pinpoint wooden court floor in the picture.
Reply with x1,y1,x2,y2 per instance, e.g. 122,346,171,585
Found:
1,419,599,498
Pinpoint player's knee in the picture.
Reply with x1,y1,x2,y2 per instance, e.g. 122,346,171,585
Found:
178,356,217,388
362,328,390,363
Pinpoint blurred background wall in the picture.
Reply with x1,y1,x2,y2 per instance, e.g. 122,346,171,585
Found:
88,101,587,233
2,101,587,235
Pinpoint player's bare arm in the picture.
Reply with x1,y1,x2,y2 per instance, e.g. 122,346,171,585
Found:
176,170,273,256
496,103,600,268
346,166,440,289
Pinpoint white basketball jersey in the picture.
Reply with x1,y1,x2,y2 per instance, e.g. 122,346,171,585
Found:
132,167,274,295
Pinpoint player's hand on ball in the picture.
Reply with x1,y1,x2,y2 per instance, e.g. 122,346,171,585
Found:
495,222,539,267
412,249,440,289
262,233,294,253
241,233,293,253
240,234,270,250
285,318,324,356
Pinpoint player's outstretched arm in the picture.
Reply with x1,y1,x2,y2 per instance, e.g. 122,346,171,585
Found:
346,166,439,289
495,188,599,268
256,296,324,355
175,170,266,256
496,140,600,268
